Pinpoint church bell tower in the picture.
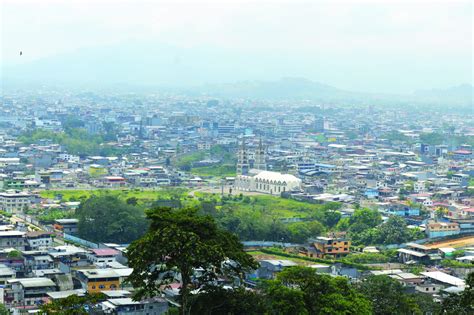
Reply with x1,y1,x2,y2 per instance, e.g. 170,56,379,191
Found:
254,137,267,171
236,139,250,175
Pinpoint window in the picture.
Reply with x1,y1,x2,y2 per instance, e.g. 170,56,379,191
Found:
92,286,96,289
99,285,105,289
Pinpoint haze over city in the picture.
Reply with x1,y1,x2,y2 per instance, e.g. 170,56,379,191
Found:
0,1,473,314
2,0,473,94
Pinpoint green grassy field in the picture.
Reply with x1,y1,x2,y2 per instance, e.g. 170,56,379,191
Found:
194,192,327,219
40,188,190,204
191,164,236,177
228,195,322,218
40,189,328,220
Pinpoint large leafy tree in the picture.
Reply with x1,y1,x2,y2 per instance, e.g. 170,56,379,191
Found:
442,272,474,315
261,280,308,315
76,195,147,243
411,293,441,315
349,208,382,234
126,207,257,315
269,266,372,315
358,275,422,315
377,216,413,245
190,286,267,315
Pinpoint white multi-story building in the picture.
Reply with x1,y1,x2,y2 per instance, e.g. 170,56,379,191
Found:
0,231,26,250
0,191,34,213
25,231,53,250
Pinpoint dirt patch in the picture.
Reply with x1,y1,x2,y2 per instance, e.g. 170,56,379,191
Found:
426,236,474,249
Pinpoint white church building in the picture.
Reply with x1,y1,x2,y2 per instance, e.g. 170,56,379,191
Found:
234,139,302,195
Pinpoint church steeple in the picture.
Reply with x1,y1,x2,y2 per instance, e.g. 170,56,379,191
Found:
236,139,250,175
254,137,267,171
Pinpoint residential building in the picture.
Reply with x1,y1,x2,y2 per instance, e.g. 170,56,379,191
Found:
101,297,169,315
53,219,79,235
25,231,53,250
0,191,34,213
311,235,351,258
0,231,26,250
4,277,56,306
425,221,460,238
76,269,121,293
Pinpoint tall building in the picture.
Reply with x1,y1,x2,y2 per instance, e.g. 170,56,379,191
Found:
314,116,325,133
253,138,267,171
236,139,250,175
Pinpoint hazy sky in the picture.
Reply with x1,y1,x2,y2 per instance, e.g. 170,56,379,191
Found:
1,0,472,93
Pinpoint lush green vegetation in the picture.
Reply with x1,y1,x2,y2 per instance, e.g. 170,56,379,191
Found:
440,259,474,269
40,188,189,205
126,206,257,315
76,195,148,243
0,210,12,218
358,275,441,315
63,191,340,244
40,293,106,314
176,144,236,177
441,272,474,315
261,266,372,315
191,164,236,177
200,196,342,242
175,151,206,170
0,304,9,315
90,203,465,315
56,196,472,315
420,132,474,147
37,209,73,224
193,267,443,315
49,190,423,245
18,127,126,156
7,250,22,258
339,208,425,246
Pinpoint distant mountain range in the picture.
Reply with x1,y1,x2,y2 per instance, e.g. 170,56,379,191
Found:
1,42,472,107
191,78,473,108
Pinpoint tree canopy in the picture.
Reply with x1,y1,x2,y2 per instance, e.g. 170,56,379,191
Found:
441,272,474,315
345,208,424,246
18,127,125,156
39,293,105,314
357,275,440,315
126,206,257,315
76,195,148,243
265,266,372,315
